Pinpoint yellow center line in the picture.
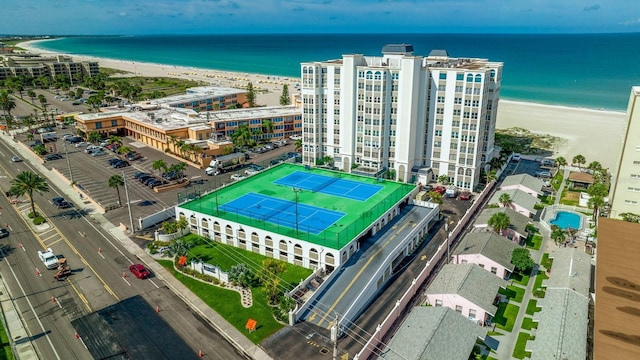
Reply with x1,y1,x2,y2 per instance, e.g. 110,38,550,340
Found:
67,278,92,312
317,221,410,325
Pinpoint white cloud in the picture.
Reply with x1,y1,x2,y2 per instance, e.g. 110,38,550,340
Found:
619,18,640,26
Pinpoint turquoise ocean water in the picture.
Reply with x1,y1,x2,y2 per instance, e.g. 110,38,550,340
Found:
32,33,640,111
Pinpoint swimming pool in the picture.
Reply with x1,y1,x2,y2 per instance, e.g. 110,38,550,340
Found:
549,211,582,230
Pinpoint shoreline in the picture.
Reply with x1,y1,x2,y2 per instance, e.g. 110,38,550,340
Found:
17,40,629,170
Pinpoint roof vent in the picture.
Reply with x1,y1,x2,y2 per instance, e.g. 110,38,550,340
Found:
382,44,414,56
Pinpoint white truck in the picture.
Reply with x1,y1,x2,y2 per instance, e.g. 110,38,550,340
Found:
205,152,247,176
37,248,59,269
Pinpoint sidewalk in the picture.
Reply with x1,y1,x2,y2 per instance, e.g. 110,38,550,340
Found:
0,129,272,360
0,271,39,359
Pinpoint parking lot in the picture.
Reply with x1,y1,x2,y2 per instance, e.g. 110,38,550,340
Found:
500,157,557,193
14,126,300,230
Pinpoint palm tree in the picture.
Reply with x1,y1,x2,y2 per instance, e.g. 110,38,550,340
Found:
0,91,16,129
485,169,497,184
550,225,566,246
108,174,124,206
117,145,132,155
587,161,602,173
152,159,168,175
555,156,567,168
262,119,274,140
499,193,513,208
231,124,252,147
108,135,122,145
572,154,586,170
8,171,49,217
88,131,102,144
27,89,36,104
428,190,443,205
295,138,302,152
38,94,48,112
588,195,605,223
488,212,510,234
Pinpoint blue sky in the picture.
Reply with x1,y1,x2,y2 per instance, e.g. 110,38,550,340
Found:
2,0,639,34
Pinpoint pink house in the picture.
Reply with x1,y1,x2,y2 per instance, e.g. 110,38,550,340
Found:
489,188,539,218
452,232,519,279
474,207,531,244
425,263,508,326
500,174,543,197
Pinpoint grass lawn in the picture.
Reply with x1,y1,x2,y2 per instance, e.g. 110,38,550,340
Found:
158,260,284,343
499,286,525,303
560,189,580,206
526,299,542,316
540,253,553,270
526,234,542,250
487,331,503,336
511,272,531,286
493,303,520,332
0,317,13,360
521,317,538,330
512,332,532,359
532,272,549,298
183,234,313,287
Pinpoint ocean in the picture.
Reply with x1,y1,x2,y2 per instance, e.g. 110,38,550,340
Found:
32,33,640,111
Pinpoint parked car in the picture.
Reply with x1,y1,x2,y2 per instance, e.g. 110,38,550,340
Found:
45,154,63,161
124,152,142,161
113,160,130,168
433,186,447,194
148,179,166,188
134,171,150,179
457,191,472,201
62,134,75,140
108,158,121,166
91,150,105,157
143,177,158,186
75,142,88,148
11,155,21,162
230,173,246,181
512,153,521,162
67,137,82,144
536,170,552,178
138,175,153,183
290,135,302,140
0,229,8,238
51,197,66,207
129,264,150,279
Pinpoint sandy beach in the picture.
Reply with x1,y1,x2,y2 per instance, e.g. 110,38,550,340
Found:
18,40,629,170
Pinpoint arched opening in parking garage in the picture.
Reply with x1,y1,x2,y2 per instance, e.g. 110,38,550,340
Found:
325,253,335,274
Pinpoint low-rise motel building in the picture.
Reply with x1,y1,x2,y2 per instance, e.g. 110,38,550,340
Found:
73,87,302,168
174,163,417,271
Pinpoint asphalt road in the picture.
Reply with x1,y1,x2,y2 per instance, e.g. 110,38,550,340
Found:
0,137,247,359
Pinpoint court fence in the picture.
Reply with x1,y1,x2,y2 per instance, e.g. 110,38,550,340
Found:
188,183,415,250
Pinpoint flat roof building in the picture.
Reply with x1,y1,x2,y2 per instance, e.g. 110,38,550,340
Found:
300,44,502,190
136,86,247,112
0,53,99,81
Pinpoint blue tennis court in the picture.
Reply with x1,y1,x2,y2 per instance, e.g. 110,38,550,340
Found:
219,193,345,235
274,171,382,201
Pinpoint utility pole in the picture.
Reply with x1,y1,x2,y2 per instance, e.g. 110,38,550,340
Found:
332,312,339,360
123,171,134,234
292,187,302,235
63,141,73,183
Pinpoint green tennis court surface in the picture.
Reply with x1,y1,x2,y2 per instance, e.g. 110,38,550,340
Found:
179,163,415,250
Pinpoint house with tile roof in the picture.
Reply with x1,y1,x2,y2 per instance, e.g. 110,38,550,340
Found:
379,306,487,360
473,207,531,244
452,232,519,279
500,174,544,197
425,263,508,326
488,188,539,218
527,248,592,360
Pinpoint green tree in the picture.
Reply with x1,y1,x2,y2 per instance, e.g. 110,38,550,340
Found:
587,161,602,173
176,216,188,232
246,82,256,107
38,94,48,112
33,144,47,155
428,190,443,205
485,169,497,184
0,91,16,129
550,225,566,246
588,195,605,223
438,174,449,185
229,263,255,288
231,124,252,147
88,131,102,144
261,119,274,139
572,154,586,170
8,171,49,217
117,145,132,155
169,162,188,177
511,248,534,273
27,89,36,103
295,138,302,152
279,84,290,106
152,159,168,175
555,156,567,167
108,174,124,206
108,135,122,145
488,212,510,234
498,193,513,208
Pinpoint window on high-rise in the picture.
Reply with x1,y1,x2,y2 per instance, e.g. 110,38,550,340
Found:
457,74,464,81
439,73,447,80
438,85,446,91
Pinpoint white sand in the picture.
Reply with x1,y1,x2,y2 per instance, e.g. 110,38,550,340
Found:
19,40,629,170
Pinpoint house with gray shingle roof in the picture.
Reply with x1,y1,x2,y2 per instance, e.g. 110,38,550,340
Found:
527,248,592,360
489,189,539,218
379,306,487,360
473,207,531,244
425,263,508,326
452,232,519,279
500,174,543,197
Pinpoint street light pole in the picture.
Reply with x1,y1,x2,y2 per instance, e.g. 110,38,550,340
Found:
63,141,73,183
123,171,134,234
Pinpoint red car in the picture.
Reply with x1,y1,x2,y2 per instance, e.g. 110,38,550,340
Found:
433,186,447,194
457,191,472,201
129,264,151,279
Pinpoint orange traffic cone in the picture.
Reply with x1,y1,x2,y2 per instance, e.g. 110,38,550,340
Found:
36,268,41,276
156,306,160,313
52,296,56,303
199,350,203,358
74,332,80,339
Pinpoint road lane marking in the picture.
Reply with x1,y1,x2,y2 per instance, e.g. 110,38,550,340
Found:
67,279,92,312
317,221,411,326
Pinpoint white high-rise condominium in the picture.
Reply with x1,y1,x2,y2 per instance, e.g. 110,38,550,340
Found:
609,86,640,219
300,44,502,190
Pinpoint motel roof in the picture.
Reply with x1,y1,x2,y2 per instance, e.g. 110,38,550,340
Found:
529,288,589,360
139,86,244,107
489,189,539,214
474,207,531,235
205,105,300,122
545,248,592,297
453,232,519,271
76,107,207,131
500,174,543,195
380,306,486,360
425,263,507,315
